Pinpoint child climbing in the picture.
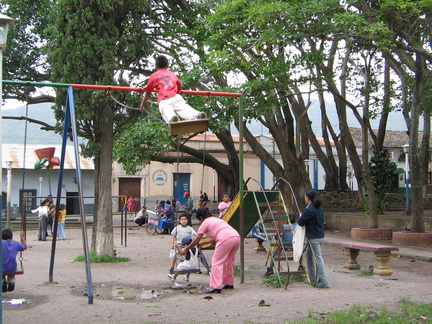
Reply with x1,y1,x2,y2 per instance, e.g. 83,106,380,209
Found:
169,214,196,276
140,55,207,124
167,236,200,283
218,192,232,218
2,229,28,292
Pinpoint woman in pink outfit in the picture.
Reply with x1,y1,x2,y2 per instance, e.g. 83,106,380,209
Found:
182,208,240,293
127,197,134,212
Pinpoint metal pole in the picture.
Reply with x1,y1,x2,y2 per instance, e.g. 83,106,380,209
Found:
239,96,245,284
3,80,243,98
0,48,4,314
6,160,12,229
67,87,94,304
405,151,410,214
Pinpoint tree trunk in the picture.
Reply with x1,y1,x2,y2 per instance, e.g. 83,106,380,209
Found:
409,56,426,233
92,103,114,256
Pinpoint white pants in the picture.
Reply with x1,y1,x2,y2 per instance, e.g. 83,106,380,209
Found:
159,94,200,123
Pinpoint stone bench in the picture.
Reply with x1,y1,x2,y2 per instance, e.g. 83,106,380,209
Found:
339,242,399,276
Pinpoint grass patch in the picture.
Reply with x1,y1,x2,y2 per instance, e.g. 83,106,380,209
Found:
234,266,241,277
74,251,130,263
263,275,287,288
295,298,432,323
358,264,374,276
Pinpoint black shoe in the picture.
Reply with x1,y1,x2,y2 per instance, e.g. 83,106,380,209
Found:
170,116,179,123
206,288,221,293
222,285,234,289
169,267,174,275
198,112,207,119
265,267,274,276
7,283,15,292
2,281,7,293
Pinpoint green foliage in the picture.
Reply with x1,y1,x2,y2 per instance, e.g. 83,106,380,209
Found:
74,251,130,263
363,151,397,214
263,275,286,288
113,116,174,174
358,264,374,277
297,298,432,323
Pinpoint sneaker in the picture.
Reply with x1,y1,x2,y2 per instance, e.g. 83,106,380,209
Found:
167,274,176,282
169,267,174,274
183,275,189,282
197,112,207,119
265,267,274,276
2,281,7,293
170,116,179,123
7,283,15,292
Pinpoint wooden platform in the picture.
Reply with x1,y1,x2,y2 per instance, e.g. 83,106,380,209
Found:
169,119,209,136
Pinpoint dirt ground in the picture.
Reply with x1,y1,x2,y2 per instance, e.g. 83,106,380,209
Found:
2,220,432,324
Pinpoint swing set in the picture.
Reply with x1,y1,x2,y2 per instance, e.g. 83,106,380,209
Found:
3,79,245,304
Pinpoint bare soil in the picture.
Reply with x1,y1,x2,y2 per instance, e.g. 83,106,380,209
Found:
2,221,432,324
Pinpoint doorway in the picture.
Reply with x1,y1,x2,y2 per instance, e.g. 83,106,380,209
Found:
173,173,190,205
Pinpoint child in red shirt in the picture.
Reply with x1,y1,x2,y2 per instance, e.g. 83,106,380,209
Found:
140,55,206,124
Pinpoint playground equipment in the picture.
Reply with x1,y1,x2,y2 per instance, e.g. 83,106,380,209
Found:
3,79,244,302
219,177,309,288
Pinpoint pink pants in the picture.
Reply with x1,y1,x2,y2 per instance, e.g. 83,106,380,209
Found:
209,236,241,289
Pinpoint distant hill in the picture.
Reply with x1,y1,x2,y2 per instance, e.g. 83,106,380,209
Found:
2,99,409,145
2,102,64,144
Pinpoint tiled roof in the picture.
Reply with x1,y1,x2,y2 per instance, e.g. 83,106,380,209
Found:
349,128,430,148
2,144,94,170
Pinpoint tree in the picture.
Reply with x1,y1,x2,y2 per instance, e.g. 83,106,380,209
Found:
50,0,153,256
342,0,432,232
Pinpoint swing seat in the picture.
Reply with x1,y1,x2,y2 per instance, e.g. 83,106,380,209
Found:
169,119,209,136
173,268,201,275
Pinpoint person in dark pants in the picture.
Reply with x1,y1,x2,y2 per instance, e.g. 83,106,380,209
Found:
297,189,330,288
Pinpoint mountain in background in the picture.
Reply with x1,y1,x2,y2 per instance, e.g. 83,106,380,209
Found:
2,101,409,145
2,102,64,144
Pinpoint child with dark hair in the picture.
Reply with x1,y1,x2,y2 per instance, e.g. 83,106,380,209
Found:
32,198,50,241
2,229,28,292
218,193,232,218
167,236,199,283
168,214,196,276
140,55,206,124
297,189,330,288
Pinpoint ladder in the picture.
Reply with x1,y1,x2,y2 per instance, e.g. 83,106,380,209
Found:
250,178,305,288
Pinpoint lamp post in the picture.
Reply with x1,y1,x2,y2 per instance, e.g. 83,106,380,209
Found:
6,160,13,229
0,14,15,206
0,14,15,316
403,144,410,215
39,177,43,201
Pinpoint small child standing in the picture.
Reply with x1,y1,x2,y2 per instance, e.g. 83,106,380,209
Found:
218,193,232,218
167,236,200,283
169,214,196,276
2,229,28,292
53,203,67,240
140,55,206,124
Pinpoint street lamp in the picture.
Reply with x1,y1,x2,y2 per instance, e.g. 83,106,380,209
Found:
0,14,16,184
39,177,44,201
6,160,13,229
403,144,410,214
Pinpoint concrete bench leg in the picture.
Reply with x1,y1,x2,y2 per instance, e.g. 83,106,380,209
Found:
344,248,361,270
373,251,393,276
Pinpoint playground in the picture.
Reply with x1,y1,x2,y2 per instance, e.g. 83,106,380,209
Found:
2,211,432,324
